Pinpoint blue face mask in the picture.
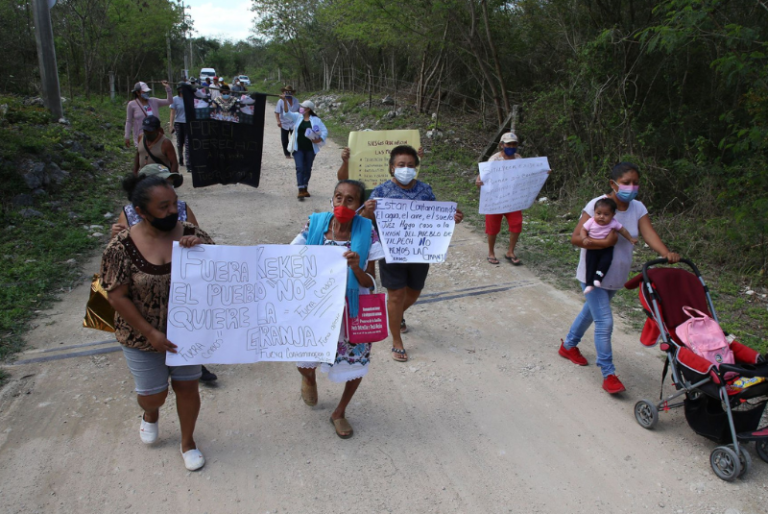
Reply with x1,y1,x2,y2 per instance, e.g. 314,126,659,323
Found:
222,94,230,100
503,147,517,157
140,93,150,100
614,183,639,203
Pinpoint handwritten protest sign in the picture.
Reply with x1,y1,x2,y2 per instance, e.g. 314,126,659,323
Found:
348,130,420,189
478,157,550,215
374,198,457,263
166,244,347,366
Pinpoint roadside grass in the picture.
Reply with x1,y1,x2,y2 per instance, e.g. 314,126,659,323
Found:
0,95,133,385
301,90,768,355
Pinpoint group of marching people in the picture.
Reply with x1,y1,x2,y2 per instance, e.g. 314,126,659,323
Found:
109,81,679,471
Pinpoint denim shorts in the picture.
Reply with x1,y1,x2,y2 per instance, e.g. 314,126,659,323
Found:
121,346,202,396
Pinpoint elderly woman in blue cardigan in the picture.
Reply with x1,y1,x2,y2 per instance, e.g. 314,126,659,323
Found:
290,180,384,438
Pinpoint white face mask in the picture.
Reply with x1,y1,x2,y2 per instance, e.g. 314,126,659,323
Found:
393,167,417,185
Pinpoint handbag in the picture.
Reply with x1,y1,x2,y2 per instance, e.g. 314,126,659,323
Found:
675,306,733,368
345,293,388,344
83,273,116,332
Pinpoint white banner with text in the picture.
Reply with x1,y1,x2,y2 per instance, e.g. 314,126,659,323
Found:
478,157,550,215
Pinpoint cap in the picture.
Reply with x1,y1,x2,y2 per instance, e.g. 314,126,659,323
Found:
213,76,219,81
500,132,518,143
138,164,184,188
300,100,316,111
142,115,161,132
282,85,295,93
132,81,151,93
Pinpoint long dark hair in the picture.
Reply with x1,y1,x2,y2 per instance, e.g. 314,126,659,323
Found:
122,174,170,212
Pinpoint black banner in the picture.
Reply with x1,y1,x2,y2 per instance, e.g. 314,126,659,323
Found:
181,84,266,189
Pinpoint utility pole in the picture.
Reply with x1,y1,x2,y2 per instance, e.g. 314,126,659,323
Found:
31,0,63,119
166,32,173,84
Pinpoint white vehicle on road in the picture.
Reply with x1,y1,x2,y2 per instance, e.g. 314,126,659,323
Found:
199,67,216,83
237,75,251,86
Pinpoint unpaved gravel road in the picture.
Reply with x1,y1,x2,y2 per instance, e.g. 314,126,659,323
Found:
1,104,766,514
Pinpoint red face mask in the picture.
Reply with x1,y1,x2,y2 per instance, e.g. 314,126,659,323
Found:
333,205,356,224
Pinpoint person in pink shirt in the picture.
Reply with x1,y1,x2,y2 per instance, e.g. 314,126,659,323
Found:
579,197,637,293
124,81,172,148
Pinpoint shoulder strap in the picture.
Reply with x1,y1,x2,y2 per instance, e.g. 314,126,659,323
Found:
135,99,148,118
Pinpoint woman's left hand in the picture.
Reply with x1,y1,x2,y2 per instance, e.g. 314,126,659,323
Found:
454,209,464,224
665,252,681,263
344,250,360,270
179,235,204,248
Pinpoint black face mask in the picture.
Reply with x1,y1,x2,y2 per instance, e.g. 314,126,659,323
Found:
148,212,178,232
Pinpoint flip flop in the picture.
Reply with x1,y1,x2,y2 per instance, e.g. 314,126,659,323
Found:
391,347,408,362
487,256,500,265
301,377,318,406
504,254,523,266
330,416,354,439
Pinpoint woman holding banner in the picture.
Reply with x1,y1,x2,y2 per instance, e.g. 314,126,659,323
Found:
290,180,384,438
100,174,214,470
475,132,524,265
366,145,464,362
286,100,328,199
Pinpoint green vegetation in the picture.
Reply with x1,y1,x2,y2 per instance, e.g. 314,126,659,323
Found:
0,95,135,384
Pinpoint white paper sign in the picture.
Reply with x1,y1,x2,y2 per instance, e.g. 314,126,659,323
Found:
374,198,457,263
478,157,550,215
166,243,348,366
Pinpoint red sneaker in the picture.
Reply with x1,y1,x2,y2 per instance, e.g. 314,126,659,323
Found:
558,340,588,366
602,374,626,394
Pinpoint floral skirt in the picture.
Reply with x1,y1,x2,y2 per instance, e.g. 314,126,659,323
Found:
296,339,371,383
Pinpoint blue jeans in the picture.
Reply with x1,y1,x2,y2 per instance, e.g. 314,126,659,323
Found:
563,282,618,377
293,149,316,189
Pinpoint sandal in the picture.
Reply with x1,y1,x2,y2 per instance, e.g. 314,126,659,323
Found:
330,416,354,439
391,347,408,362
504,254,523,266
301,377,318,406
487,256,500,265
400,318,408,334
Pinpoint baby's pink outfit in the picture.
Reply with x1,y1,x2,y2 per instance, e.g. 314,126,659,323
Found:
583,217,622,239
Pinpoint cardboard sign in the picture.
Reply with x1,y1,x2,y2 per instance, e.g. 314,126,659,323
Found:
348,130,420,189
478,157,550,215
165,244,348,366
374,198,457,263
180,84,266,189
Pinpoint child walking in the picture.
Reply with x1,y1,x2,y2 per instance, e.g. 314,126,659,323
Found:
580,198,637,294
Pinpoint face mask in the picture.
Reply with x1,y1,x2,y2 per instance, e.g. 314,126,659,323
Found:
141,93,150,100
285,94,292,99
503,147,517,157
614,182,639,203
222,94,230,99
145,131,159,141
333,205,356,224
148,212,178,232
299,107,306,114
393,167,417,185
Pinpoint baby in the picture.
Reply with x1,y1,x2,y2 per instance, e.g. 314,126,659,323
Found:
580,197,638,294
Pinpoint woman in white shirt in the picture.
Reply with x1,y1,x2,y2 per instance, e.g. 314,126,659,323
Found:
274,85,300,159
558,162,680,394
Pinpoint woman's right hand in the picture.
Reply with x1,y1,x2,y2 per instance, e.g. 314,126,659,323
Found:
341,147,350,163
124,138,131,148
111,223,128,238
148,329,178,353
475,175,484,187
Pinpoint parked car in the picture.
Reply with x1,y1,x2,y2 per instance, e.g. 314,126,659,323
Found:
237,75,251,86
199,67,216,83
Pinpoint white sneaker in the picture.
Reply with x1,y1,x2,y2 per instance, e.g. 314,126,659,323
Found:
180,445,205,471
139,415,158,444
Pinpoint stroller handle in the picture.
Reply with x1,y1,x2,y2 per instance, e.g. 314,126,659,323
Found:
642,257,702,285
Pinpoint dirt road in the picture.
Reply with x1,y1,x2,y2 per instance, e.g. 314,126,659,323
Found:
0,104,765,514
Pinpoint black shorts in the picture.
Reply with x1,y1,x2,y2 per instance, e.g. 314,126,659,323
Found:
379,262,430,291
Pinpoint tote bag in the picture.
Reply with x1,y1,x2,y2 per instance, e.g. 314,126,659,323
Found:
345,293,388,344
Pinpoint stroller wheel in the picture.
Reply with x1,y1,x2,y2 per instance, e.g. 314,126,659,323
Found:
710,446,742,481
634,399,659,429
756,440,768,464
732,444,751,478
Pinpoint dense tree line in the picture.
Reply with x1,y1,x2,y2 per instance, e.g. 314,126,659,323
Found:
253,0,768,270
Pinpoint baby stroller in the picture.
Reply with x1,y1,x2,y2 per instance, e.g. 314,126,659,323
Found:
624,258,768,481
